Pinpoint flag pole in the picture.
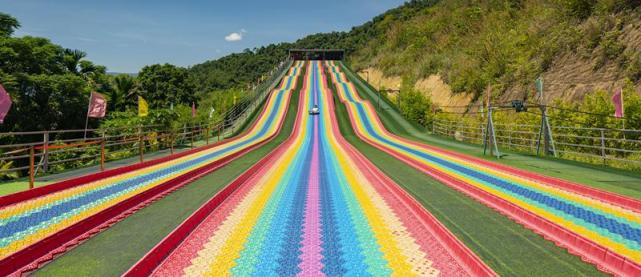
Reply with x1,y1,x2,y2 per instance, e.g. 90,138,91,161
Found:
84,92,93,139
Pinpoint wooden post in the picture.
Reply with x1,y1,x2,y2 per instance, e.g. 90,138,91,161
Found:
222,120,226,140
601,129,606,165
218,125,221,142
431,109,437,134
206,127,210,145
508,127,512,148
29,145,35,189
481,122,486,145
170,132,174,154
100,138,105,171
43,132,49,173
138,128,144,163
446,121,450,137
190,126,194,148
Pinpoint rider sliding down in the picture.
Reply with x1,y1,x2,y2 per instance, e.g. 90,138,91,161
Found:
309,104,320,115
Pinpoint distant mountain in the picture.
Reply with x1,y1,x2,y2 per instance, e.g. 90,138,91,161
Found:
107,72,137,77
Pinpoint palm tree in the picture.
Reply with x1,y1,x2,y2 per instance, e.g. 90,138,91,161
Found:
79,60,107,83
63,49,86,74
0,12,20,37
111,74,135,111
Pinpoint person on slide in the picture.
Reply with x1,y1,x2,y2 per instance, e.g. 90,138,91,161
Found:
309,104,320,115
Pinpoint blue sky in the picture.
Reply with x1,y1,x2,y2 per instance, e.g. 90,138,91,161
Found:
1,0,405,73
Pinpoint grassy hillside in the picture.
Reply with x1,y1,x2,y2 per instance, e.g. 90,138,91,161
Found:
349,1,641,101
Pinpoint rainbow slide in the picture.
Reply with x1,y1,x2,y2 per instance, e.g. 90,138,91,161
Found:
126,61,495,276
0,61,303,275
329,60,641,276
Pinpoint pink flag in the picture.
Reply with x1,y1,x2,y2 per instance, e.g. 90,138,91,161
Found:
612,88,624,118
0,84,12,124
87,92,107,118
191,102,196,118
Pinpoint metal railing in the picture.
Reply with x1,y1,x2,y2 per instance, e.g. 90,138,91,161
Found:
0,58,294,188
432,117,641,170
220,59,293,136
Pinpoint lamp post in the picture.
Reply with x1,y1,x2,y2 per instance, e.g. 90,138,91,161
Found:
359,69,380,109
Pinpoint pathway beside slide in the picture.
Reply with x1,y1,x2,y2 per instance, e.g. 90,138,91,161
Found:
128,61,493,276
0,62,303,275
329,60,641,276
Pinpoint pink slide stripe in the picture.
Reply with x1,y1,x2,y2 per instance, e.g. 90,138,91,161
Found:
297,117,324,276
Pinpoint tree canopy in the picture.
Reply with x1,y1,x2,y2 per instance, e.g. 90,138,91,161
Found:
0,15,111,133
0,13,20,37
137,64,196,108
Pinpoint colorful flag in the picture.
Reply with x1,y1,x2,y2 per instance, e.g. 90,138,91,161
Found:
87,92,107,118
138,96,149,117
0,84,12,124
612,88,624,118
191,102,196,118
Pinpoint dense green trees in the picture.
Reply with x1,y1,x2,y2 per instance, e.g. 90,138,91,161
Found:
0,13,104,133
137,64,196,108
189,45,289,93
110,74,135,112
399,77,432,126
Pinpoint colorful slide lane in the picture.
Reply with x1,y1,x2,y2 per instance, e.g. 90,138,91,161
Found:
127,61,494,276
329,61,641,276
0,61,303,275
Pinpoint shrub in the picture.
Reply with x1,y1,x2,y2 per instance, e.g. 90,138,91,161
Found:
399,76,431,126
565,0,597,19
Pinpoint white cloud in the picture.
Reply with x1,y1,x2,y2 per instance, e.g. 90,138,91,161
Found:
225,32,242,41
224,29,247,42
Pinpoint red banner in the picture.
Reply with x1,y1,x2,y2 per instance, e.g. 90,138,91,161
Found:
0,84,12,123
612,88,624,118
88,92,107,118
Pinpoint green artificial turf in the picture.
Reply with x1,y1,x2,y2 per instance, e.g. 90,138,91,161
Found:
340,61,641,200
331,85,605,276
34,68,305,277
0,181,52,196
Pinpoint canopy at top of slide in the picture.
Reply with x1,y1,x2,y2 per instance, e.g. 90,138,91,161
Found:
328,60,641,275
0,61,303,266
143,61,492,276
